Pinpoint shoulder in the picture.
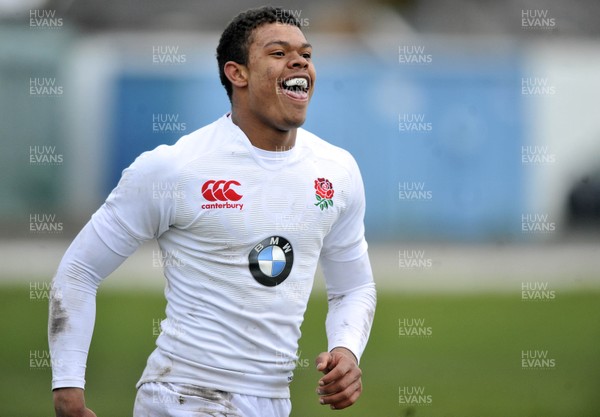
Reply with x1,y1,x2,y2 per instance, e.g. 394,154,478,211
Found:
127,116,229,178
297,128,360,176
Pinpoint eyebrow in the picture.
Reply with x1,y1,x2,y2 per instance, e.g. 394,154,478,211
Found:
263,40,312,49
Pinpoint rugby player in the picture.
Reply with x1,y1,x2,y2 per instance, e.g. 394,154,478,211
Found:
49,6,376,416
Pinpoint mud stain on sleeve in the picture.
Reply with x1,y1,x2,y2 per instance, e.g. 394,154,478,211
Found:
48,292,69,342
327,294,345,309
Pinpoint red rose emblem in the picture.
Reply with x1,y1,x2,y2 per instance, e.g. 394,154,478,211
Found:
315,178,334,199
314,178,334,210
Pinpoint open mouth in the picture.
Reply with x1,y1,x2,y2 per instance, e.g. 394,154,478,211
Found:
279,76,310,101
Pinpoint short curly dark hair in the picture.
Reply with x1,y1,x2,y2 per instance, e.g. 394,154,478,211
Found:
216,6,302,102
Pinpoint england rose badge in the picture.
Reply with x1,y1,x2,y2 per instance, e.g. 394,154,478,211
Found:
314,178,334,210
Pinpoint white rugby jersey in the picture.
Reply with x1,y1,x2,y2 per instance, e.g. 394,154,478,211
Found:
50,114,375,398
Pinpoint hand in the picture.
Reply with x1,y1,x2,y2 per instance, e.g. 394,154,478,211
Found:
53,388,97,417
315,347,362,410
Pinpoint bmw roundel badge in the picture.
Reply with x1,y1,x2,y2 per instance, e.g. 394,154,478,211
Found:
248,236,294,287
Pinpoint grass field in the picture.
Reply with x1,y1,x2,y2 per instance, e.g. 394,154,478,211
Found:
1,284,599,416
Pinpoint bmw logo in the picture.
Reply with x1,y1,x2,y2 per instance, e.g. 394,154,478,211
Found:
248,236,294,287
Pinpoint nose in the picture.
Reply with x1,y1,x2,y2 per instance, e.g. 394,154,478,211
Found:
288,52,309,69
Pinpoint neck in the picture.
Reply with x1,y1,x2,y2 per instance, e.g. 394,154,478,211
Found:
230,106,297,152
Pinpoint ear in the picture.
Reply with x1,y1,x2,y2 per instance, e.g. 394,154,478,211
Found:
224,61,249,90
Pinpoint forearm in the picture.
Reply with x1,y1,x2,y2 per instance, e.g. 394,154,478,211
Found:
48,221,127,389
321,252,377,363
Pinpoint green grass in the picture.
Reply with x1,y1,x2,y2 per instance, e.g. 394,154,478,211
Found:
1,285,599,416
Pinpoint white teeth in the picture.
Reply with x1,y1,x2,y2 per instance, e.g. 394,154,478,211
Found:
284,78,308,89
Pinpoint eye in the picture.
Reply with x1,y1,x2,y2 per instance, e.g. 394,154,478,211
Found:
302,52,312,59
271,51,285,57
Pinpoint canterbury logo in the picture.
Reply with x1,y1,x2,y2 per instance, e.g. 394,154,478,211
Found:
201,180,243,202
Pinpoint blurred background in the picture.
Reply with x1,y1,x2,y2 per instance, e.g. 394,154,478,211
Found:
3,0,600,240
1,0,599,416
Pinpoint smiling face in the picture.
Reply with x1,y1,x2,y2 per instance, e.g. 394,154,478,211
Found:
232,22,316,133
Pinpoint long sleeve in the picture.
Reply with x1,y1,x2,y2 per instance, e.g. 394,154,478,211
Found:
321,252,376,362
48,221,128,389
48,145,176,390
319,152,376,362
